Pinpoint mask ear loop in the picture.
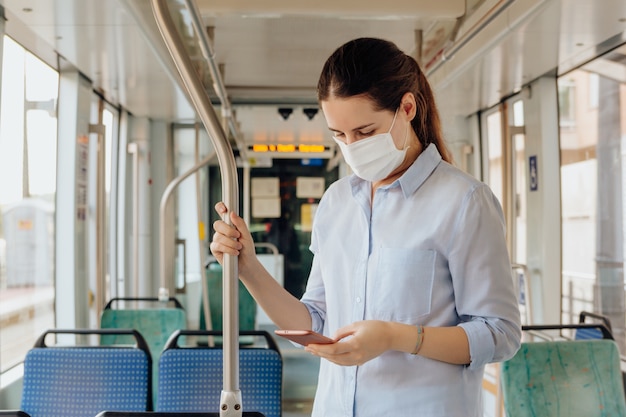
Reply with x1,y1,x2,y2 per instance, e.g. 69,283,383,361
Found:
393,106,410,151
401,124,411,151
388,108,400,133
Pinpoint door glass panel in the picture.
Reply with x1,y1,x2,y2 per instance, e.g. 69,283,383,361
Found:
512,100,527,266
486,111,504,205
513,133,526,265
101,106,116,303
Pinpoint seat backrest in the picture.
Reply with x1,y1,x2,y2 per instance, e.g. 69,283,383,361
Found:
100,297,187,405
100,309,186,357
501,339,626,417
100,297,187,359
201,263,256,332
156,330,281,417
574,327,605,340
21,329,152,417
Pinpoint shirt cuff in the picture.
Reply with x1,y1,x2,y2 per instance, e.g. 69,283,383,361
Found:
304,302,324,334
458,320,495,370
281,303,324,349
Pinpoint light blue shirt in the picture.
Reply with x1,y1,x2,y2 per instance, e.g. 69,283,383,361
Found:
300,144,522,417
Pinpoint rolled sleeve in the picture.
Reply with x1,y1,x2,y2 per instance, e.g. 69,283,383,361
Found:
300,254,327,334
459,317,521,369
449,184,522,368
304,303,325,334
459,320,495,370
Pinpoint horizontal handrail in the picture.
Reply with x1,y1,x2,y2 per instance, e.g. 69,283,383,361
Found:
522,323,614,340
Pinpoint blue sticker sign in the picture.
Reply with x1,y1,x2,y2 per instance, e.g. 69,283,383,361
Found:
529,155,538,191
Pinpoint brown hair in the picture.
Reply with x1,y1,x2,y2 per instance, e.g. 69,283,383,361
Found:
317,37,452,163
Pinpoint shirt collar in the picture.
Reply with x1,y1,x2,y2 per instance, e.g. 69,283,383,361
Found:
397,143,442,198
348,143,443,198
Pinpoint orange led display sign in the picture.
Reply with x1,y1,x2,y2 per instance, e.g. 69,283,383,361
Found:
299,144,326,153
250,144,328,153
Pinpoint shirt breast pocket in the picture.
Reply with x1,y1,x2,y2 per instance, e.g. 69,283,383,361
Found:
371,248,436,321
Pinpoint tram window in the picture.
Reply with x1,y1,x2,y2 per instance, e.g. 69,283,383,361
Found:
0,36,59,372
558,79,576,128
559,43,626,354
512,100,524,127
588,73,599,109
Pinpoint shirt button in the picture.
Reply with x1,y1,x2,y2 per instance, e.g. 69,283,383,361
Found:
356,297,361,303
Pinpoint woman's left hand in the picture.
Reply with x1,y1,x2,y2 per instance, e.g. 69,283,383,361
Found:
305,320,393,366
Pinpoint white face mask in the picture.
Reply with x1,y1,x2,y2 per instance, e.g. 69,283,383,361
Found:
333,109,409,182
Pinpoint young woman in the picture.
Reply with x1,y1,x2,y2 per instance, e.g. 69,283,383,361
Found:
210,37,521,417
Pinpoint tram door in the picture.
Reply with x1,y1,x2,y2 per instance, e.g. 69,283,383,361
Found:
482,97,527,263
481,95,529,416
482,96,528,315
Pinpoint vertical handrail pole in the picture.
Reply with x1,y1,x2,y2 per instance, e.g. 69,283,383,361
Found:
127,142,140,297
159,151,216,293
151,1,241,415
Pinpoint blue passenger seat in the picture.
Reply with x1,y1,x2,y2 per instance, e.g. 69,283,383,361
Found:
20,329,152,417
574,311,613,340
156,330,281,417
96,411,265,417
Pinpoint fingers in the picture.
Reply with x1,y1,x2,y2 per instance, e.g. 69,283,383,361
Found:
214,203,249,236
209,237,241,257
305,342,361,366
305,340,349,356
211,218,241,248
305,321,388,366
229,211,253,241
210,202,252,259
215,202,227,218
333,325,357,341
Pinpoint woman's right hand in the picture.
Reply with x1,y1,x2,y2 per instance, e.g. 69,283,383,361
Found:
209,202,258,280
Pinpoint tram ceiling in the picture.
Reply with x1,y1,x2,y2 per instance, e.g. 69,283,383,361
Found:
171,0,626,152
193,0,465,104
4,0,626,155
177,0,467,156
428,0,626,117
0,0,466,156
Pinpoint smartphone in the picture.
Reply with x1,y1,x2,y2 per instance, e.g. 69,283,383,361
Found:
274,329,336,346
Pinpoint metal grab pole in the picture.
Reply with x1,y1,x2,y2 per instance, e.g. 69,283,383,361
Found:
158,151,216,294
127,142,140,297
151,1,241,416
182,0,248,161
